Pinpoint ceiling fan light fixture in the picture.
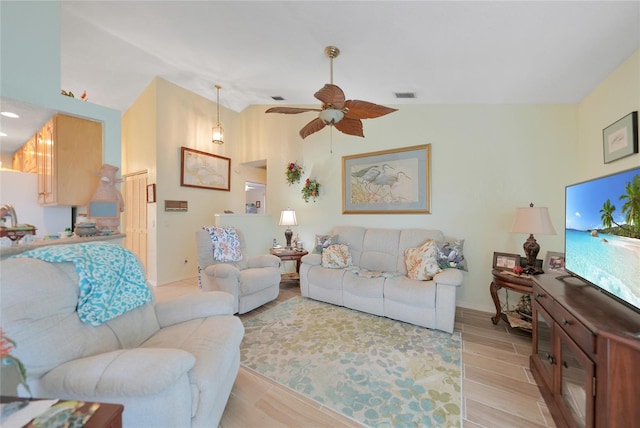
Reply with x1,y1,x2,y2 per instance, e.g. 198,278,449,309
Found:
319,108,344,125
212,85,224,144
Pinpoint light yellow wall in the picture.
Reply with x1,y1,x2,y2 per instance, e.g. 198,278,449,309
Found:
153,78,252,283
126,52,637,313
246,104,577,311
577,49,640,179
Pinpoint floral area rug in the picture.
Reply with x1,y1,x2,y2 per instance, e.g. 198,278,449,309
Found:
240,296,461,427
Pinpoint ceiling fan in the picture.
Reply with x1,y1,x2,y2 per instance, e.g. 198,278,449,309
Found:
266,46,397,139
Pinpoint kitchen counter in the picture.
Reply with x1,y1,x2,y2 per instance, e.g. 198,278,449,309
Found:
0,233,125,260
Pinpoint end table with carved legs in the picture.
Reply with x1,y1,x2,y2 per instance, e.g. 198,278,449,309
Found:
490,268,534,324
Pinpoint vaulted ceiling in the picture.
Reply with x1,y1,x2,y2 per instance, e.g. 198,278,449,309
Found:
2,1,639,155
61,1,640,113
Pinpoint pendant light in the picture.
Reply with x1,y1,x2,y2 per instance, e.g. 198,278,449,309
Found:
212,85,224,144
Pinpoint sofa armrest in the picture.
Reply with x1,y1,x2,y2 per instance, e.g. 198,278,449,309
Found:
39,348,195,397
301,253,321,266
247,254,281,269
433,268,463,286
155,292,234,327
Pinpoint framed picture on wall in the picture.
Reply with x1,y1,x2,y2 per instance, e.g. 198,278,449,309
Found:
146,184,156,203
342,144,431,214
180,147,231,191
603,111,638,163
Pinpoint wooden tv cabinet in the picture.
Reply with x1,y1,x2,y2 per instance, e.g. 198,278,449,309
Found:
530,273,640,428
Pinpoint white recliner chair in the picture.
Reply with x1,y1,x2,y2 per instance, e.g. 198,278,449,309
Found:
196,228,281,314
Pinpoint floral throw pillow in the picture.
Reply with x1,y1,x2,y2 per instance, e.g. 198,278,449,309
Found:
404,240,441,280
321,244,353,269
314,234,339,253
436,239,468,271
203,226,243,262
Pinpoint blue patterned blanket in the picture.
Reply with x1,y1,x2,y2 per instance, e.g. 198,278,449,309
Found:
14,242,152,326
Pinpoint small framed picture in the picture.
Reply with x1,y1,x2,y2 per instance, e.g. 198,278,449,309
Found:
603,111,638,163
255,201,261,208
544,251,565,274
493,252,520,272
146,184,156,203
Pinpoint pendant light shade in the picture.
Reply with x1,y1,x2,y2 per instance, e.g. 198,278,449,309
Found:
212,85,224,144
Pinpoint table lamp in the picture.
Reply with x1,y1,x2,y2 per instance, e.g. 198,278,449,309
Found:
279,209,297,249
509,203,556,274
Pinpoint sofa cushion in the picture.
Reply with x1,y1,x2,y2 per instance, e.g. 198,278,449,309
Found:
436,239,468,271
321,244,353,268
384,276,437,307
359,228,401,272
203,226,243,262
40,348,195,396
404,240,441,280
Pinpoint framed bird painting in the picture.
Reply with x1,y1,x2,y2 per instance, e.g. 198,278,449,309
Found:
342,144,431,214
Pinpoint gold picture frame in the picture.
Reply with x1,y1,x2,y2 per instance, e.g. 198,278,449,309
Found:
342,144,431,214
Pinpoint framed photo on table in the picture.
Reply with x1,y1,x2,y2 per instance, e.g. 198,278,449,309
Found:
493,252,520,272
544,251,565,273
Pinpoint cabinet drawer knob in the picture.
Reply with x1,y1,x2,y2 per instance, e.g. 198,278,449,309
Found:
562,318,571,326
535,293,544,298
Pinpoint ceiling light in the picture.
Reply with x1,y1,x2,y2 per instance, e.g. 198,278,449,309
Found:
394,92,416,99
1,111,20,118
271,96,285,101
212,85,224,144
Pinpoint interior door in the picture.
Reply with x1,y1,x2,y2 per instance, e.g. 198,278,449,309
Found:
123,172,148,274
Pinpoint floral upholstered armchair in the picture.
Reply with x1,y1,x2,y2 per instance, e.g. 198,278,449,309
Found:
196,227,281,314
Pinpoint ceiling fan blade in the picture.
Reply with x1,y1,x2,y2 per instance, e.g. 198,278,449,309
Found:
266,107,321,114
299,117,327,139
314,84,346,109
343,100,397,120
334,117,364,138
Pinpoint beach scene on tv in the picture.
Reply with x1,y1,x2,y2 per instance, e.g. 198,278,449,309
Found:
565,168,640,311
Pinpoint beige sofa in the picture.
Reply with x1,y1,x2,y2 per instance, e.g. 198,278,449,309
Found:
300,226,464,333
1,246,244,428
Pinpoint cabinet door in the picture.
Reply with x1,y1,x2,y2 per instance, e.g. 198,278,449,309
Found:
556,327,595,428
532,303,555,392
38,120,56,204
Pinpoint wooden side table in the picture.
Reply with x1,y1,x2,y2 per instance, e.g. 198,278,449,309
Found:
1,396,124,428
269,248,309,275
490,268,534,324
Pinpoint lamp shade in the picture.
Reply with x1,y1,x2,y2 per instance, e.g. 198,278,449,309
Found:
509,204,556,235
279,209,297,227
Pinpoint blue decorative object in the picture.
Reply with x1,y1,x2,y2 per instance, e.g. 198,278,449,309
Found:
13,242,151,326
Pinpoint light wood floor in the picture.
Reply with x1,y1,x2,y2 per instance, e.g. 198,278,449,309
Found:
155,277,556,428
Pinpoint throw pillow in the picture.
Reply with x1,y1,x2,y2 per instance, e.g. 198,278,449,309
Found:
314,234,339,253
203,226,243,262
321,244,353,269
436,239,468,271
404,240,441,280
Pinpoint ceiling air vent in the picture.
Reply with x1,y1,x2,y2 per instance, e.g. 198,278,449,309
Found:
394,92,416,99
271,96,285,101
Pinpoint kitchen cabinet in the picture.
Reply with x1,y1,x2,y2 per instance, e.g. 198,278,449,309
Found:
531,274,640,428
36,114,102,206
11,135,37,173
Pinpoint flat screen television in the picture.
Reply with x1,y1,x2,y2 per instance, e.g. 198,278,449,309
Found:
564,166,640,313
